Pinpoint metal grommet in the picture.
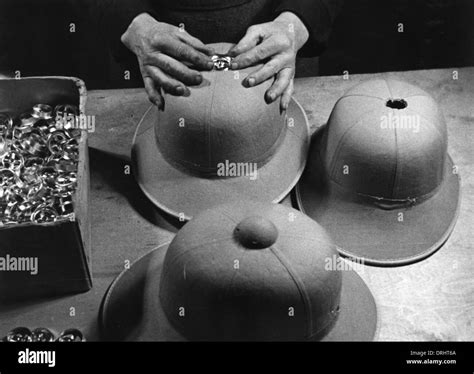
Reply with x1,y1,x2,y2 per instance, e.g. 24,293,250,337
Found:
16,112,38,130
38,166,57,188
61,138,79,161
30,204,58,223
32,104,53,120
30,119,52,139
31,327,56,342
0,168,19,187
211,54,233,71
54,104,78,117
1,151,24,173
53,104,78,131
16,203,34,223
47,131,68,155
56,195,74,215
19,132,47,156
55,180,77,199
55,173,77,189
57,328,85,342
5,327,33,342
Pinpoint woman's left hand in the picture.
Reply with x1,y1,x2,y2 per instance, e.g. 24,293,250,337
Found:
229,12,309,112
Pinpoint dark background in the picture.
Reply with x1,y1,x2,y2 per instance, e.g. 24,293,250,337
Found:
0,0,473,89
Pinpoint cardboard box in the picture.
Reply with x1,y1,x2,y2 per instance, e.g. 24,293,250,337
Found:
0,77,92,301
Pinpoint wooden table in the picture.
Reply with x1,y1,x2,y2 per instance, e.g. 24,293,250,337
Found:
1,67,473,341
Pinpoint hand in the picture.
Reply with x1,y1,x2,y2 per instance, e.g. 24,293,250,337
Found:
229,12,309,111
121,13,215,109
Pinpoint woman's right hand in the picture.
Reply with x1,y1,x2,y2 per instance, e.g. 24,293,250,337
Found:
121,13,215,109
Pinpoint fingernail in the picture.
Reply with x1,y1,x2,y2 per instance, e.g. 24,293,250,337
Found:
175,86,184,95
265,93,275,104
247,77,255,87
207,62,214,70
231,62,238,70
195,74,203,84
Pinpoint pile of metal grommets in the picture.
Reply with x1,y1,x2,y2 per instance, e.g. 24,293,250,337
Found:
2,327,85,342
0,104,81,225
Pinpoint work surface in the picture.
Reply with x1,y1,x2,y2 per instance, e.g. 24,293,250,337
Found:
1,67,473,341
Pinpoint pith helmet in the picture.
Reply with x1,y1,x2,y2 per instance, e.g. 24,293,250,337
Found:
296,79,461,266
132,43,310,220
101,201,377,341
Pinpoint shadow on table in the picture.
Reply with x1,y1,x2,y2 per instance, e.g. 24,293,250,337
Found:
89,147,184,233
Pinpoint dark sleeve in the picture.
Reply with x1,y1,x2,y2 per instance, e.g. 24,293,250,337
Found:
274,0,344,57
101,0,156,62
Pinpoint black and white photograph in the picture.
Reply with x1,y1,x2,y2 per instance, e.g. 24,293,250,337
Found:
0,0,473,371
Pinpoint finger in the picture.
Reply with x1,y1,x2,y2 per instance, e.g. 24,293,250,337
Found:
265,67,293,104
143,76,164,110
145,65,191,96
161,40,214,71
280,77,294,112
231,37,281,70
243,57,285,87
148,53,203,86
178,31,215,55
228,25,264,57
